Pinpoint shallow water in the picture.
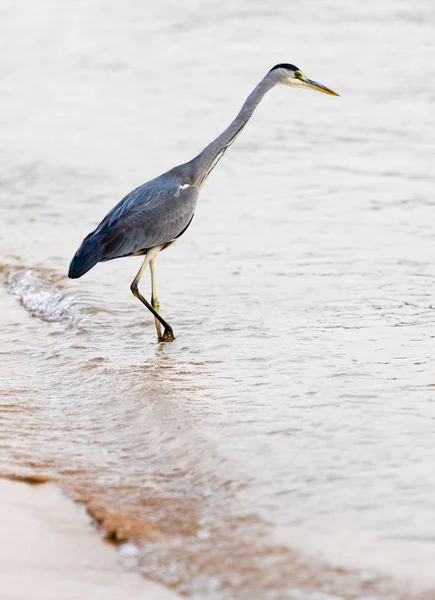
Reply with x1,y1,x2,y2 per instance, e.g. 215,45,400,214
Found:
1,0,435,598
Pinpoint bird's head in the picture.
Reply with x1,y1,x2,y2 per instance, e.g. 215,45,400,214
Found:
269,63,339,96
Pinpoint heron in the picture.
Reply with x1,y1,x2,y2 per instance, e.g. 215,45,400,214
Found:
68,64,338,342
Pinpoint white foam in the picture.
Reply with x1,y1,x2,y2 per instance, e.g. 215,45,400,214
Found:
4,268,82,326
118,542,139,570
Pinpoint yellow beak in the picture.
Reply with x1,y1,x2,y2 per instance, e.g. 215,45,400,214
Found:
302,77,339,96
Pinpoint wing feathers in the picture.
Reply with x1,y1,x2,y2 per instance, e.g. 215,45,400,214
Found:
69,177,199,277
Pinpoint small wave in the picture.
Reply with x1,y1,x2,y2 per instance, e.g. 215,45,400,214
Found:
2,266,84,326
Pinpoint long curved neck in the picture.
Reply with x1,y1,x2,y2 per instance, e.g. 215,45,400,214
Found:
189,73,277,188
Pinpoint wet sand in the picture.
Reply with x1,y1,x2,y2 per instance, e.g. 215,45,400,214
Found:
0,478,180,600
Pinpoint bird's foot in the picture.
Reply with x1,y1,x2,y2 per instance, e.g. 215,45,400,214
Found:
160,327,175,343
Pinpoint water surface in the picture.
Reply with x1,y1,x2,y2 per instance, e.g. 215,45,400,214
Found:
1,1,435,598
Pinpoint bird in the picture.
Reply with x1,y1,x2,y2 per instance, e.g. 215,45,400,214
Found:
68,64,339,342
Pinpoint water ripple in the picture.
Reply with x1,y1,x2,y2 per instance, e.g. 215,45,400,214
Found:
1,265,84,327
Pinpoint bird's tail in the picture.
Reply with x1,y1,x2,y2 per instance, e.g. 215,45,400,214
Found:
68,234,103,279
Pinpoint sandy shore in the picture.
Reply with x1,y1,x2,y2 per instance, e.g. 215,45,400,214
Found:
0,478,180,600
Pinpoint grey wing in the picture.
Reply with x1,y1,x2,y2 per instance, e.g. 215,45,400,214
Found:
96,182,199,261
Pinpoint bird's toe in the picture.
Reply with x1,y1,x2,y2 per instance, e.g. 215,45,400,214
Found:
160,328,175,343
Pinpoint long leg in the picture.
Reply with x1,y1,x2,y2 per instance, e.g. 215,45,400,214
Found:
149,255,162,341
130,248,174,342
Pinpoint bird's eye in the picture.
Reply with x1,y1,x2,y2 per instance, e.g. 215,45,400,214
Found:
294,71,303,79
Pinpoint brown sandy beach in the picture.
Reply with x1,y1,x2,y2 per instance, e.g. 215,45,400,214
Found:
0,478,180,600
